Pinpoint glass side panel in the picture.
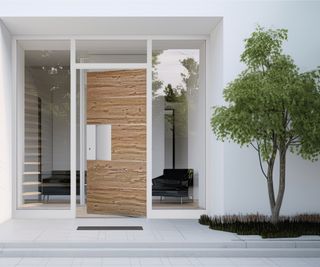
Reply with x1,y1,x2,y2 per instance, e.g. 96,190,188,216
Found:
152,40,206,210
17,40,73,209
76,40,147,63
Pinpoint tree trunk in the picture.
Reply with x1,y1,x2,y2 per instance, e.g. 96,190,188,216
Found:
271,145,286,224
267,147,277,222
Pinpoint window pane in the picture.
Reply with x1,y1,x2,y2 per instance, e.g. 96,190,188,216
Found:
152,40,206,210
76,40,147,63
18,40,72,209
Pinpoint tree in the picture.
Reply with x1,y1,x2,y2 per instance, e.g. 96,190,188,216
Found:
152,51,163,97
164,84,177,102
180,57,199,95
211,26,320,224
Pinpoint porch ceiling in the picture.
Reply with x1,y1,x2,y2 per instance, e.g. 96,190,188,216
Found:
1,17,221,36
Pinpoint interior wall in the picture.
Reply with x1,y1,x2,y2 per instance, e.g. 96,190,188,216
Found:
28,69,53,176
52,76,70,170
152,95,165,178
25,68,74,173
166,101,188,169
164,110,173,169
0,20,12,222
27,69,73,172
173,103,188,169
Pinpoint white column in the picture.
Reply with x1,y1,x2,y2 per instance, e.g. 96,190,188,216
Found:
0,21,13,222
146,39,153,217
79,70,85,205
70,39,76,216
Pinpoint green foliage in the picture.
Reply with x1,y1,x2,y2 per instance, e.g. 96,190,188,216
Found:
152,51,163,97
211,26,320,161
164,84,186,102
180,57,199,93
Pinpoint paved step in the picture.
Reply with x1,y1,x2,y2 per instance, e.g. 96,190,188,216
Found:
0,241,320,257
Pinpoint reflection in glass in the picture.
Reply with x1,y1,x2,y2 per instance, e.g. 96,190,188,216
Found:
76,40,147,63
152,41,205,210
19,44,73,209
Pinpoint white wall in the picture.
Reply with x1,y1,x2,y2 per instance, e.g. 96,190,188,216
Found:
0,20,12,222
207,19,224,216
2,0,320,218
219,1,320,216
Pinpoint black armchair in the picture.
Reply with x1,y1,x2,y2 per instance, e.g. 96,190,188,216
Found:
41,171,80,202
152,169,193,204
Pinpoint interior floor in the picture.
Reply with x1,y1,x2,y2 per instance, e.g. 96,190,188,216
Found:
20,203,70,210
152,198,200,210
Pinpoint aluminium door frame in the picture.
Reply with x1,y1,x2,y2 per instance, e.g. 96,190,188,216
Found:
75,63,148,216
12,35,209,219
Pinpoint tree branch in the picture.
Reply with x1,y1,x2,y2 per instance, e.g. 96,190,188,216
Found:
250,142,258,151
287,135,300,148
256,142,268,180
285,117,292,129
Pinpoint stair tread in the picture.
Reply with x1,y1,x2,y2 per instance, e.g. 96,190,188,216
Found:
22,192,41,196
23,182,41,185
24,171,41,175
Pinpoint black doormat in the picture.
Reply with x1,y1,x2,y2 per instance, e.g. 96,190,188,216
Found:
77,226,143,230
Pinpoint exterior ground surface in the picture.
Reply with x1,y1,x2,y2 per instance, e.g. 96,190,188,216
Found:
0,257,320,267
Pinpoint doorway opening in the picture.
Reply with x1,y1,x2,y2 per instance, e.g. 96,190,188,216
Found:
76,68,147,218
75,40,147,218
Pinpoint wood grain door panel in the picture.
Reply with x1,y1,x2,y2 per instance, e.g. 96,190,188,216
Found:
87,160,146,189
112,125,146,161
87,97,146,125
87,160,146,216
86,69,146,217
87,189,146,217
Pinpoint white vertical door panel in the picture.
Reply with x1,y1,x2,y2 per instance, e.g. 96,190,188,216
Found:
86,125,96,160
96,124,111,161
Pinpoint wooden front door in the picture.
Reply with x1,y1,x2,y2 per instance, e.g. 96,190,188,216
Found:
86,69,146,217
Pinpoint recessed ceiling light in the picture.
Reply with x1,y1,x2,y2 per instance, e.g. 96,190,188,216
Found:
48,67,58,75
41,51,50,58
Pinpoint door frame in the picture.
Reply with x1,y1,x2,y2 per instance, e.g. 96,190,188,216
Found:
12,36,210,219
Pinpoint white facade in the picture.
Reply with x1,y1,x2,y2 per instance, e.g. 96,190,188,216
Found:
0,20,12,223
0,0,320,222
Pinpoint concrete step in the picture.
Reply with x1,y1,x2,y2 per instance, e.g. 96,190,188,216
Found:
0,241,320,257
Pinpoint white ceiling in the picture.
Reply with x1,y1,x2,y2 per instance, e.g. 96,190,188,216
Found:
1,17,221,35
